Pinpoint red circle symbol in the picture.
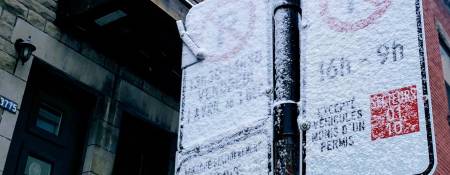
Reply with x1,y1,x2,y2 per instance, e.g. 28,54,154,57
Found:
319,0,392,32
190,0,257,62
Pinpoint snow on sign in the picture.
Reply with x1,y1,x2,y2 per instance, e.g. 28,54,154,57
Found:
175,0,273,174
300,0,436,174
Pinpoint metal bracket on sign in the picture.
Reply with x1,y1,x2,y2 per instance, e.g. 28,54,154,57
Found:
273,0,301,14
176,20,205,69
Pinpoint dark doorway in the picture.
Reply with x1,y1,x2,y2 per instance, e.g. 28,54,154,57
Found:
4,60,95,175
113,113,176,175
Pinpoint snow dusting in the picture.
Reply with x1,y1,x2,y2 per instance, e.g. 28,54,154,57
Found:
299,0,436,174
175,0,274,174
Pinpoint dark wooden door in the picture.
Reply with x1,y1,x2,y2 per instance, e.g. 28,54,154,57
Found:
113,114,176,175
4,64,93,175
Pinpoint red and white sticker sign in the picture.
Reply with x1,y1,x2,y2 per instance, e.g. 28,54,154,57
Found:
300,0,436,174
370,85,420,140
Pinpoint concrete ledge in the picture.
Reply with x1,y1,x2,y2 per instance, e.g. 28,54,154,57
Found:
117,80,179,133
12,19,115,95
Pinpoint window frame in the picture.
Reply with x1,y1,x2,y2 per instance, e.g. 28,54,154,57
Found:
445,0,450,10
439,32,450,127
440,34,450,57
25,91,69,147
35,103,63,136
24,154,53,175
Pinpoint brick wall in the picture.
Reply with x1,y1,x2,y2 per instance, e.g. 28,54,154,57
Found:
423,0,450,174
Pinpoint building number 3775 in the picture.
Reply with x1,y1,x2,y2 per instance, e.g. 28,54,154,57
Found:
0,96,18,113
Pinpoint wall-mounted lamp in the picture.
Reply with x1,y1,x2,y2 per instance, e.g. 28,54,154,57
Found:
14,36,36,64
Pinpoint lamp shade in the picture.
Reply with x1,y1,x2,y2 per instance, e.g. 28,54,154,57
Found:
14,37,36,64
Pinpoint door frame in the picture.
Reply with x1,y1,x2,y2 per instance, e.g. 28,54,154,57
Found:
113,110,178,175
4,58,99,174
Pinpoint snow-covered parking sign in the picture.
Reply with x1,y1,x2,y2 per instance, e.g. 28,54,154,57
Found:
175,0,273,174
300,0,436,174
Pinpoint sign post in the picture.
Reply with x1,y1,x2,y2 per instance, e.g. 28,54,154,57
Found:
300,0,436,174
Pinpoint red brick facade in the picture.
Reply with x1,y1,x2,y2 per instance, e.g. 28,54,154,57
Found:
423,0,450,174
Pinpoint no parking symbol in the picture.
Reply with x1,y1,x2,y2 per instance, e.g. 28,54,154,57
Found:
319,0,392,32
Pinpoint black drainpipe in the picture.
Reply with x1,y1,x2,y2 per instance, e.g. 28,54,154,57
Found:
273,0,301,174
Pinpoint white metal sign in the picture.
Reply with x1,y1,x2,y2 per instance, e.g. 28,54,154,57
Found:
300,0,436,174
175,0,274,174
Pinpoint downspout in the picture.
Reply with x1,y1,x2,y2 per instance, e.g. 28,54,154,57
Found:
272,0,301,174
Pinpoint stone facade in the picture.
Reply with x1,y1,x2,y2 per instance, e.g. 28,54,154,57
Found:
0,0,185,174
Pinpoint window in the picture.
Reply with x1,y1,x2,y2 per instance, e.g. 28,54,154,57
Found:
446,83,450,126
445,0,450,9
440,34,450,126
35,104,62,136
24,156,52,175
